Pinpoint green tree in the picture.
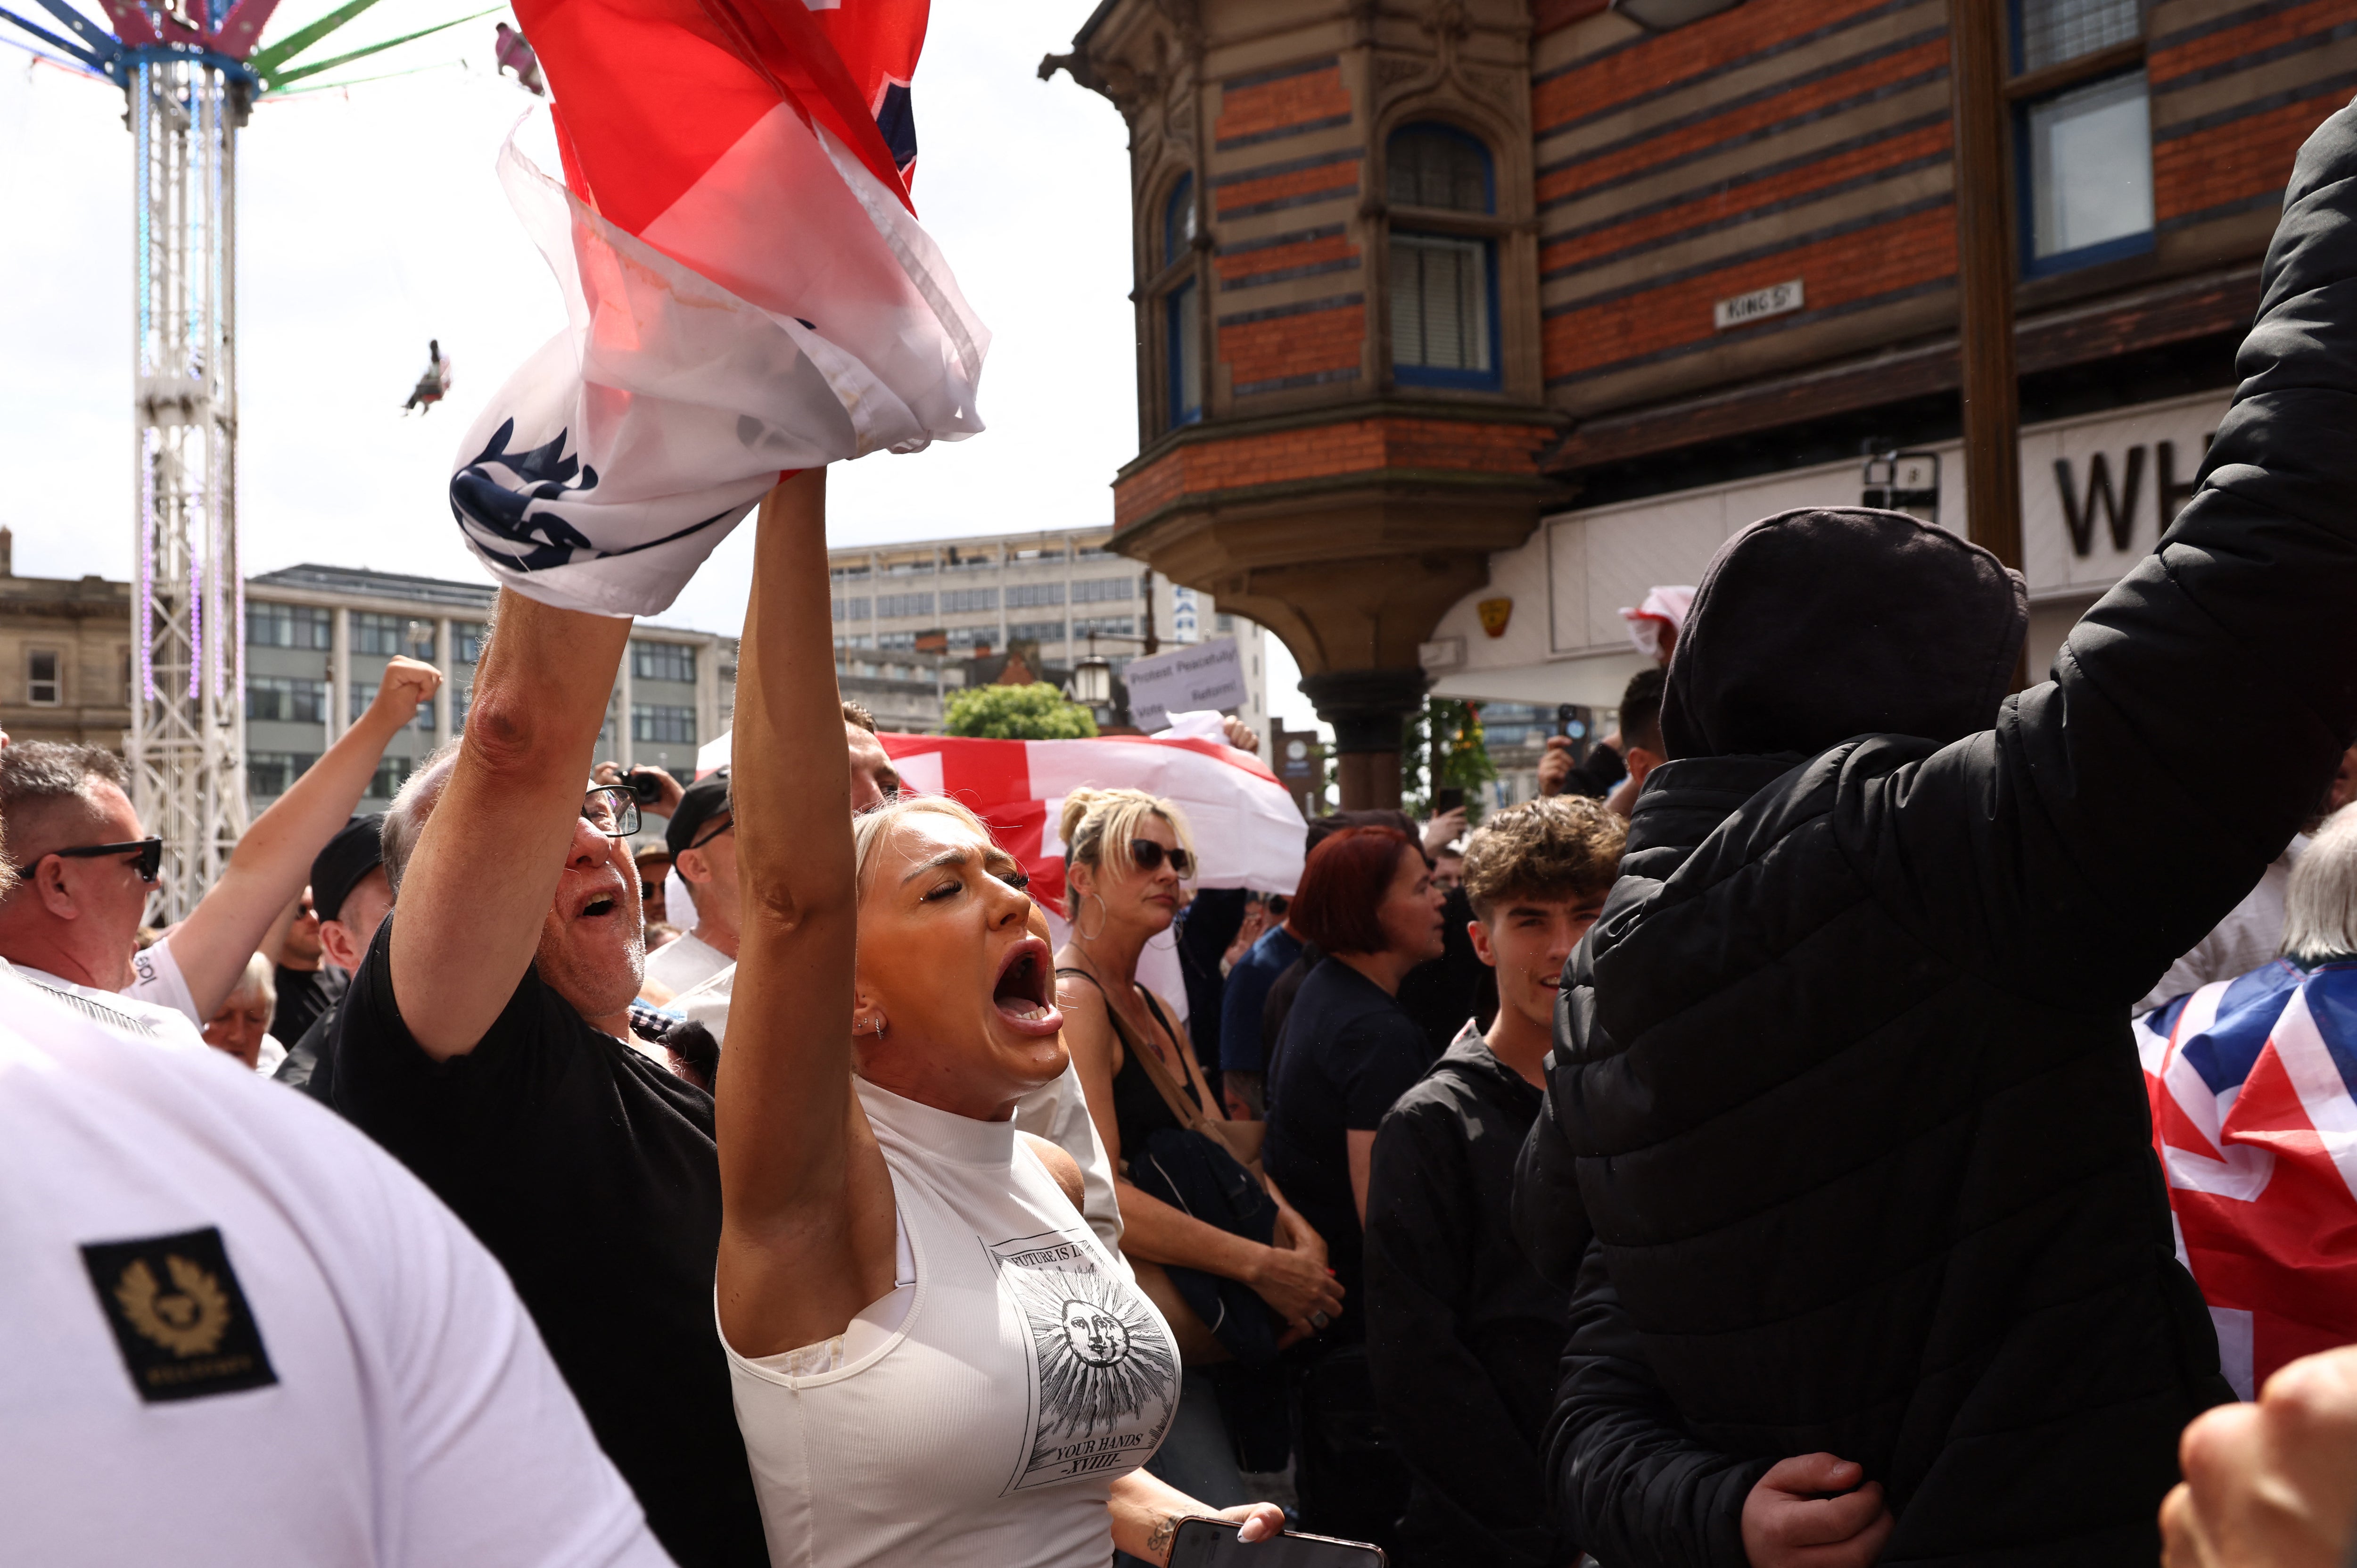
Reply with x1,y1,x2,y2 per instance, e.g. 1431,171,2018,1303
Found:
1403,697,1498,821
943,682,1099,740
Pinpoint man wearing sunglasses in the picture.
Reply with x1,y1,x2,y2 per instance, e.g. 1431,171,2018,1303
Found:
322,592,768,1568
0,659,442,1050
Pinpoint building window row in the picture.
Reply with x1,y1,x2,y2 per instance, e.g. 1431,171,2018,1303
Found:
248,751,318,797
1007,582,1065,609
633,703,697,744
832,596,872,623
1071,577,1135,604
247,602,332,650
247,676,330,725
877,592,935,619
941,587,999,613
1008,620,1066,644
1073,616,1137,638
877,631,919,652
351,683,434,730
350,611,435,660
367,756,412,801
631,641,697,684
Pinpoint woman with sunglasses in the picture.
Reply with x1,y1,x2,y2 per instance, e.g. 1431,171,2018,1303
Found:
1054,788,1341,1499
717,471,1283,1567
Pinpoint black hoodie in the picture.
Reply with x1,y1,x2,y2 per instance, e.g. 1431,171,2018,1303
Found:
1519,100,2357,1568
1367,1025,1574,1568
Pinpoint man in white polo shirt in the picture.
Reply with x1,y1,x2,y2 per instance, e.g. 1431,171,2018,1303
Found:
0,902,676,1565
0,660,443,1041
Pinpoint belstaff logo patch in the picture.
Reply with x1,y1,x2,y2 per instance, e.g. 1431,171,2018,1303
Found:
80,1227,277,1403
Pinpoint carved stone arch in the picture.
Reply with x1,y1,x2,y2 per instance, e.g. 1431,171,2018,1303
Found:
1372,96,1525,217
1141,159,1199,269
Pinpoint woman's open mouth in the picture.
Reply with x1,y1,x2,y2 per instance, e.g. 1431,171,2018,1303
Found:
992,937,1063,1034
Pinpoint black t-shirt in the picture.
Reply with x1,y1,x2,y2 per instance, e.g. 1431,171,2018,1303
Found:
328,917,766,1568
272,962,344,1045
1264,957,1430,1336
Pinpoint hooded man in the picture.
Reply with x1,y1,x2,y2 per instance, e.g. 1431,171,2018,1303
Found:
1521,102,2357,1568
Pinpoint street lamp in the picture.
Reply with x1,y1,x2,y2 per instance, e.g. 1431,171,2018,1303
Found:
1073,640,1113,708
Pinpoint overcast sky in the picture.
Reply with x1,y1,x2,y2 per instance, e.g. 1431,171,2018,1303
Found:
0,1,1322,729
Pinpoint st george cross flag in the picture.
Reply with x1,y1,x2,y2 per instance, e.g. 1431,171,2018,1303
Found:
2137,960,2357,1399
693,727,1311,913
449,0,986,618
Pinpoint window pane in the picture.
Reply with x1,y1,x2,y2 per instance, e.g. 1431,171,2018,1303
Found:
2027,71,2153,260
28,650,59,703
455,621,488,663
1169,281,1202,427
1387,126,1491,213
2019,0,2142,73
631,703,697,744
1164,175,1196,268
631,641,696,684
1390,233,1491,371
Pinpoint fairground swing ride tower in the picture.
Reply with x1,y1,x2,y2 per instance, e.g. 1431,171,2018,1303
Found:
2,0,484,916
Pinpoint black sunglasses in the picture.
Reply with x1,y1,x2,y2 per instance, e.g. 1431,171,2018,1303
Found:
52,838,165,883
582,786,642,840
1130,840,1193,877
688,814,734,853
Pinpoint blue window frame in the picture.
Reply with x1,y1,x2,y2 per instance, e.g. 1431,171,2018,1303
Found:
1162,174,1202,427
1164,174,1195,266
2011,0,2153,279
1386,123,1501,389
1387,123,1492,214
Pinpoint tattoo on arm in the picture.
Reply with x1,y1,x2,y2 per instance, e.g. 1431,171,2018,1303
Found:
1147,1512,1183,1559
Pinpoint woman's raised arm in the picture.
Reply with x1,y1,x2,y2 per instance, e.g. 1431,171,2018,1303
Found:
716,469,898,1356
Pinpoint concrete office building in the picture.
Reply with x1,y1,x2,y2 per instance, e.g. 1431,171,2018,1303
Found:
244,565,736,812
828,528,1271,741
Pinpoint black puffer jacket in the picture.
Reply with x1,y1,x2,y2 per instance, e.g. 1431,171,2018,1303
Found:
1520,101,2357,1568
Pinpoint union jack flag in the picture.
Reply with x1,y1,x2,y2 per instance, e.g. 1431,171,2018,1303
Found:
2136,960,2357,1398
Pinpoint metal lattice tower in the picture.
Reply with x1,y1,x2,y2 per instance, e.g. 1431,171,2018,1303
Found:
129,52,248,920
4,0,493,917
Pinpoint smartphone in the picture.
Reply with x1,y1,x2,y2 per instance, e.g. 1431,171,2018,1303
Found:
1169,1518,1385,1568
1432,786,1466,815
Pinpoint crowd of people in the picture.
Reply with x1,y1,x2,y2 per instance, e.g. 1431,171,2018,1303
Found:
9,97,2357,1568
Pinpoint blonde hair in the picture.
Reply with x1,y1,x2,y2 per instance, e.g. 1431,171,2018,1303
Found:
851,794,999,899
2284,804,2357,965
1059,787,1195,885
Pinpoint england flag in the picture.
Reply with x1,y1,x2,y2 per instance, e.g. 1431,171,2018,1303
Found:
449,0,985,617
2137,960,2357,1398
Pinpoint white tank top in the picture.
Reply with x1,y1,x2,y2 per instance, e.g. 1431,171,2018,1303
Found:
725,1077,1180,1568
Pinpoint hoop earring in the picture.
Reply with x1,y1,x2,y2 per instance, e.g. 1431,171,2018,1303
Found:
1075,891,1110,943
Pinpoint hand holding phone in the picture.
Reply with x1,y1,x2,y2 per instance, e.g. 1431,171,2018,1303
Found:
1168,1518,1385,1567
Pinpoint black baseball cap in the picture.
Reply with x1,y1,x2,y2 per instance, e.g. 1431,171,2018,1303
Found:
665,769,733,857
311,814,386,925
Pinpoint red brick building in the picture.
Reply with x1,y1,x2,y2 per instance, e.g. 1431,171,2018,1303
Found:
1048,0,2356,805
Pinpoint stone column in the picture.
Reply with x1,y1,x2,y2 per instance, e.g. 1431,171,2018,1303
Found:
327,605,349,744
1299,668,1428,811
616,635,635,771
433,618,453,744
